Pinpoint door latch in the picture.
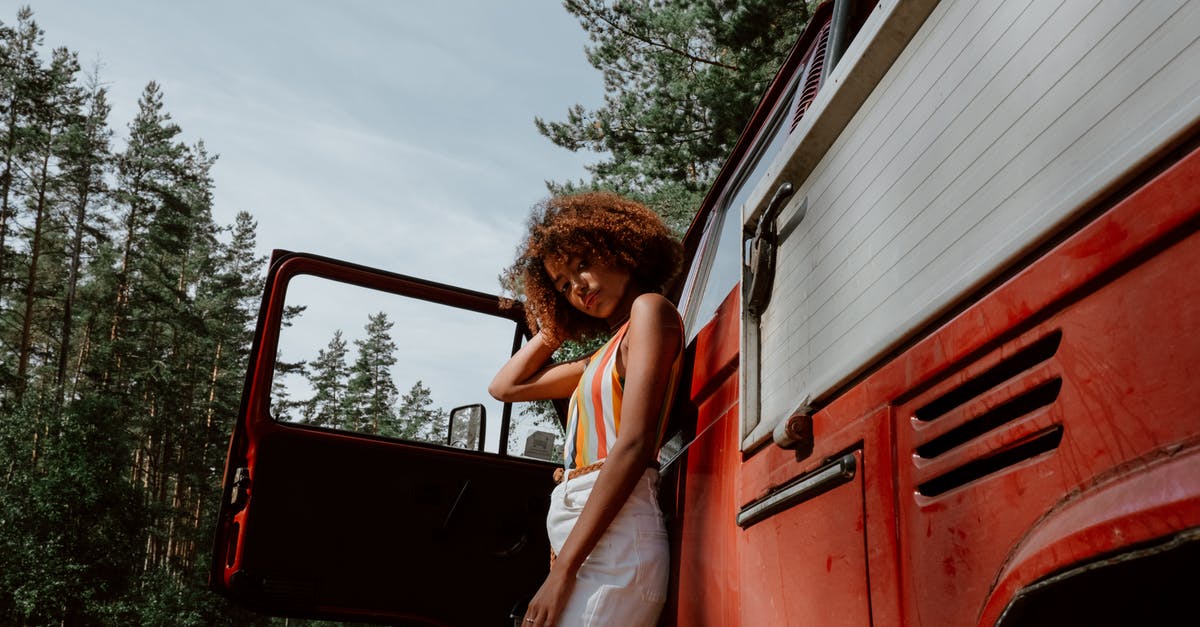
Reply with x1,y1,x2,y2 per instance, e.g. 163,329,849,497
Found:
746,182,796,317
230,466,250,510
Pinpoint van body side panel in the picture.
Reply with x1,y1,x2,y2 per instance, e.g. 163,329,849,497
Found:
668,289,743,626
737,143,1200,624
758,0,1200,435
893,145,1200,626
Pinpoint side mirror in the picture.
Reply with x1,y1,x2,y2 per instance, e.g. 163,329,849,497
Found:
447,404,485,452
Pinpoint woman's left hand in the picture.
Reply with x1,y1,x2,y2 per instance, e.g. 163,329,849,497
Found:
523,567,575,626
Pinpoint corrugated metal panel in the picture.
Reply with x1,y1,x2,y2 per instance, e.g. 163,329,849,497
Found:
752,0,1200,446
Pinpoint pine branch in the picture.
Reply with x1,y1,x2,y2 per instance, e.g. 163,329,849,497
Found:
566,0,741,72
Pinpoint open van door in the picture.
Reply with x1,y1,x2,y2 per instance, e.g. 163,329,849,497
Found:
210,251,558,625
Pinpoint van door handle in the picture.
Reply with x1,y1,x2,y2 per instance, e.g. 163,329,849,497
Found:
736,453,856,528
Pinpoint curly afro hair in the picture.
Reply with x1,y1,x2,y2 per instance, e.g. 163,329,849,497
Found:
507,191,683,346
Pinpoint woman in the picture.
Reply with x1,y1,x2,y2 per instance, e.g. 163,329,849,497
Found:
490,192,684,626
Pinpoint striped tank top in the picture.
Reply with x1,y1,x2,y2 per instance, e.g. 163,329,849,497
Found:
563,319,684,470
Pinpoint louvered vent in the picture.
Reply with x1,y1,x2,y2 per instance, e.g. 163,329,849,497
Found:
914,330,1065,497
790,17,832,134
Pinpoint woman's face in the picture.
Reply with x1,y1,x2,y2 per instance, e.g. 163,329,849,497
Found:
544,254,634,324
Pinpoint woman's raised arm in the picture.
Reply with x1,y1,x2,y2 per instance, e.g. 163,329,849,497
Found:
488,331,588,403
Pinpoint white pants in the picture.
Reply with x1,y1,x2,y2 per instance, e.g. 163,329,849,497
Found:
546,467,669,627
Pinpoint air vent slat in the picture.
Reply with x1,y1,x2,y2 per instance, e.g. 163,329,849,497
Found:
918,426,1063,497
917,378,1062,459
790,19,831,133
915,330,1062,422
909,330,1066,498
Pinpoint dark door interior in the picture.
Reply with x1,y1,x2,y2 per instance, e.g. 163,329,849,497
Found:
210,252,558,625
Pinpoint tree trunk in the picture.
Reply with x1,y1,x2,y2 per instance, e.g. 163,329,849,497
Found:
0,102,21,302
104,198,139,388
110,197,139,343
57,159,96,397
15,144,54,401
70,318,93,398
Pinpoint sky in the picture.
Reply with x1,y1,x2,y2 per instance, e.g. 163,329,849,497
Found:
26,1,604,289
19,1,609,453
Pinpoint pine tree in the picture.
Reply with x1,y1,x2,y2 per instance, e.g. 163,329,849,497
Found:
345,312,400,436
0,8,45,402
103,81,187,389
302,329,350,429
143,144,223,577
538,0,815,223
12,45,83,402
91,81,219,578
0,7,42,314
397,379,448,443
54,68,111,402
197,209,264,456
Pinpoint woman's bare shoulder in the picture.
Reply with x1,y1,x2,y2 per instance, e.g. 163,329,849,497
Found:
628,293,683,342
629,292,678,319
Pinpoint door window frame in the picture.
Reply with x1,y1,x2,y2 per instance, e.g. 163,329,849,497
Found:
236,251,532,455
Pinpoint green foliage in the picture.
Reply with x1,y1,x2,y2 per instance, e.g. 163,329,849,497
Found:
0,7,266,623
0,395,145,623
539,0,815,223
346,311,402,435
300,329,351,429
293,317,453,445
397,379,449,443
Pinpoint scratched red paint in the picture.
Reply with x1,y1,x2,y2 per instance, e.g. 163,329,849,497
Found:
1065,219,1130,259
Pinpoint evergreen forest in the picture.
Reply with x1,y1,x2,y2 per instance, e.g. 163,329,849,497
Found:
0,7,284,624
281,313,454,446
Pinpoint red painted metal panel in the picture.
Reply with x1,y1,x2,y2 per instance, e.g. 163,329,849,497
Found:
673,389,742,626
738,450,870,625
977,446,1200,625
671,145,1200,625
734,405,893,625
670,287,743,626
689,288,741,402
674,283,885,624
889,147,1200,626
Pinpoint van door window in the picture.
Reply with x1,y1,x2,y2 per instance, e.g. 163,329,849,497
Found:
682,79,800,340
273,274,560,459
